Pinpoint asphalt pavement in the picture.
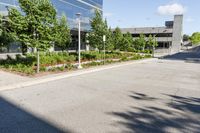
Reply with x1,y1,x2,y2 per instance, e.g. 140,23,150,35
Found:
0,46,200,133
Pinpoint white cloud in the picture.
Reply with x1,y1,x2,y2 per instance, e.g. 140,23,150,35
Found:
157,3,186,16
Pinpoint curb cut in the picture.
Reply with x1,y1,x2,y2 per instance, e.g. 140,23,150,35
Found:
0,58,157,92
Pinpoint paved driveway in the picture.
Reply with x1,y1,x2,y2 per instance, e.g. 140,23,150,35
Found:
0,47,200,133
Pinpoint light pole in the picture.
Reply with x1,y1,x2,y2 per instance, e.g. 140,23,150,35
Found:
76,13,82,69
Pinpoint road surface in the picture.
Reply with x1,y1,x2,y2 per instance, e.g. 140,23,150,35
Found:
0,46,200,133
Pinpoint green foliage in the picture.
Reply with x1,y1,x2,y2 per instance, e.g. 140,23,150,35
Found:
7,0,57,51
82,61,102,68
37,52,76,66
81,51,136,60
81,51,102,60
88,10,109,51
120,32,133,51
105,27,114,50
183,34,190,42
190,32,200,45
0,51,151,75
0,54,36,74
147,34,158,49
0,52,77,74
136,34,146,50
0,15,3,36
0,15,13,50
54,14,72,51
113,27,124,50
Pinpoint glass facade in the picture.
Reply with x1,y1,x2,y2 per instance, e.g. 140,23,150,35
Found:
0,0,103,31
0,0,103,52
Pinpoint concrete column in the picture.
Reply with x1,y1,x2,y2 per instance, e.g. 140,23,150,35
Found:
172,15,183,53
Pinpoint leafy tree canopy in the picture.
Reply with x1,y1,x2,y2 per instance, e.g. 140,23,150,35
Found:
147,34,158,49
190,32,200,45
113,27,124,50
0,15,13,48
88,10,109,51
8,0,57,51
54,14,71,51
104,19,114,50
120,32,133,51
133,34,146,50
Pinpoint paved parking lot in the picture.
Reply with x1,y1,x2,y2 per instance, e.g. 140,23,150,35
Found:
0,47,200,133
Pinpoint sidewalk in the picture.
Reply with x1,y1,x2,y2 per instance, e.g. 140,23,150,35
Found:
0,58,157,91
0,70,31,87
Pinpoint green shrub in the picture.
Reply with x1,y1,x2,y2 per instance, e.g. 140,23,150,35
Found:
65,64,74,70
144,54,152,58
121,56,128,61
81,51,103,60
83,61,102,67
127,47,135,52
0,51,151,75
58,66,65,71
66,55,76,62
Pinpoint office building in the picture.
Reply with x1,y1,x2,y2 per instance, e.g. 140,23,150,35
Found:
0,0,103,52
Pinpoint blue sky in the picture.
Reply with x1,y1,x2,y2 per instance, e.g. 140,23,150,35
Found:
103,0,200,35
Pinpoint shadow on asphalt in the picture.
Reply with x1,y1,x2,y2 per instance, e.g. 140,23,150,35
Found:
165,94,200,114
0,96,72,133
107,92,200,133
162,45,200,63
129,92,158,101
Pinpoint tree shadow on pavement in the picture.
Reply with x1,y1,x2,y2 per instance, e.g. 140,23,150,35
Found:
0,96,73,133
107,92,200,133
162,45,200,63
165,94,200,114
129,92,158,101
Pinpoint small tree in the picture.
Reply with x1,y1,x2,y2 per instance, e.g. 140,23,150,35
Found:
120,32,133,51
113,27,124,50
8,0,57,51
54,14,71,51
137,34,146,51
88,10,107,51
0,15,13,51
147,34,158,55
147,35,158,49
104,19,114,51
190,32,200,45
8,0,57,73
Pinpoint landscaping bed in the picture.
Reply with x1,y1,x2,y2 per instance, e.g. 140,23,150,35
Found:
0,51,152,76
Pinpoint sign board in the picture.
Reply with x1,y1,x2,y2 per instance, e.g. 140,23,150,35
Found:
103,35,106,42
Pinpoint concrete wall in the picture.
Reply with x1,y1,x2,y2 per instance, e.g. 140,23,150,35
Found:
172,15,183,53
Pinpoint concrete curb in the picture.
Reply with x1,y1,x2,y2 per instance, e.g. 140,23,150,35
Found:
0,58,157,92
